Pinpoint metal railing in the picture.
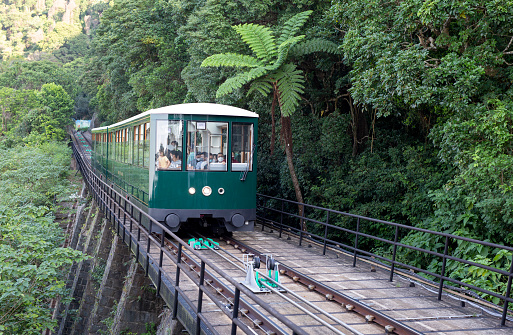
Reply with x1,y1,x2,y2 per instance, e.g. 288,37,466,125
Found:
71,138,307,335
256,193,513,326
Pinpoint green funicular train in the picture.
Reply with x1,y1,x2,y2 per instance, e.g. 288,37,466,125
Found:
91,103,258,234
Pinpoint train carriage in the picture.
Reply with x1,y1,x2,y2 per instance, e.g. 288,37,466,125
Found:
91,103,258,233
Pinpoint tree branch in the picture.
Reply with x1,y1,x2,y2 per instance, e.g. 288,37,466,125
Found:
503,36,513,53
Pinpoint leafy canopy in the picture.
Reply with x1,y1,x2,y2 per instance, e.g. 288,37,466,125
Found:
201,10,341,117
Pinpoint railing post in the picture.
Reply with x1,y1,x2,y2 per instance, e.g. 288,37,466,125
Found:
146,221,152,277
353,218,360,267
136,211,142,263
501,260,513,326
172,244,182,320
323,211,330,256
117,194,121,235
438,235,450,300
231,288,241,335
390,225,399,282
196,261,206,335
279,200,284,238
157,232,164,296
128,201,133,252
122,196,128,243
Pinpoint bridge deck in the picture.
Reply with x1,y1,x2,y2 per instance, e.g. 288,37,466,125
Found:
233,226,512,335
71,132,512,334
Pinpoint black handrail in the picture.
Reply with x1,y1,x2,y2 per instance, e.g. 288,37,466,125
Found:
256,193,513,326
71,137,308,335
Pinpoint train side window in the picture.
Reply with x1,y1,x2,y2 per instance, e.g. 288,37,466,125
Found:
231,123,253,172
143,123,150,168
186,121,228,171
155,120,183,171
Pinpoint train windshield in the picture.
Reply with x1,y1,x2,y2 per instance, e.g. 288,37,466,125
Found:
231,123,254,171
155,120,183,170
186,121,228,171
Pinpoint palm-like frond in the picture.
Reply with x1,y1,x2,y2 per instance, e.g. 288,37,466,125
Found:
266,35,306,72
274,63,305,117
234,23,277,62
216,72,252,98
201,53,263,68
289,38,342,57
248,78,273,97
246,67,269,82
276,10,313,46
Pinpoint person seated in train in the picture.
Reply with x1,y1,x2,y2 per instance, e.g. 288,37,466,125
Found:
231,152,240,163
157,150,171,170
217,153,226,164
166,140,179,160
213,153,218,163
195,152,208,170
186,147,196,170
209,153,215,163
169,150,182,169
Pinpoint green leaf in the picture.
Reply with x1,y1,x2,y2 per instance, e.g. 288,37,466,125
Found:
290,38,342,57
277,10,313,46
247,78,273,97
201,53,263,68
233,23,277,62
275,63,305,117
215,72,252,98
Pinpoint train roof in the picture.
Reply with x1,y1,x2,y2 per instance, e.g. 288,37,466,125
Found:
92,103,259,131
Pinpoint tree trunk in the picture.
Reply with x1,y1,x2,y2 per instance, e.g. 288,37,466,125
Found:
281,115,306,231
270,90,277,156
346,95,368,156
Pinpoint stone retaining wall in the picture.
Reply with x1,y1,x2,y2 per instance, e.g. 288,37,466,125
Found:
55,182,175,334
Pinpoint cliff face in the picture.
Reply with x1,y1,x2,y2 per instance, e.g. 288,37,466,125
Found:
0,0,104,61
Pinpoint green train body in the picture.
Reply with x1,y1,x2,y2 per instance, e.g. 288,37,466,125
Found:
91,103,258,233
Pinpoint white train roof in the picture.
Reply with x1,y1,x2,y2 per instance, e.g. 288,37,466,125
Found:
92,103,259,131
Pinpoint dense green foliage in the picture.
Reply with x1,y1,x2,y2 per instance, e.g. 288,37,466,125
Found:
1,0,513,318
0,143,85,334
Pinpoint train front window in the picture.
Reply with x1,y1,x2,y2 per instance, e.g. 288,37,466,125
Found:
155,120,183,170
231,123,254,172
186,121,228,171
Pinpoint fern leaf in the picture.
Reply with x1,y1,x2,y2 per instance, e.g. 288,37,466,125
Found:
248,78,273,97
246,67,269,81
234,23,277,62
201,53,263,68
289,38,342,57
267,35,305,71
275,63,305,116
216,72,252,98
277,10,313,46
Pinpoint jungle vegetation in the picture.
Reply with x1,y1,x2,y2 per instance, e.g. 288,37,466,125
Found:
0,0,512,332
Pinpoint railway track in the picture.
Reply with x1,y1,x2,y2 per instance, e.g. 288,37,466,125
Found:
70,130,513,334
142,229,392,335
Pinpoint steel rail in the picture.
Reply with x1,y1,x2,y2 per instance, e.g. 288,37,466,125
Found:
257,196,513,325
222,236,423,335
194,233,364,335
165,235,289,335
70,134,308,335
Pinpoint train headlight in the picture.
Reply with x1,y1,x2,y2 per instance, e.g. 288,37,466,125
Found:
202,186,212,196
188,187,196,195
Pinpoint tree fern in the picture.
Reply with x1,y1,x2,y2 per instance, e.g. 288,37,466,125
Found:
246,67,269,82
234,23,277,62
201,53,263,68
276,10,313,46
274,63,304,117
267,35,306,71
248,78,273,97
215,72,252,98
290,39,342,57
